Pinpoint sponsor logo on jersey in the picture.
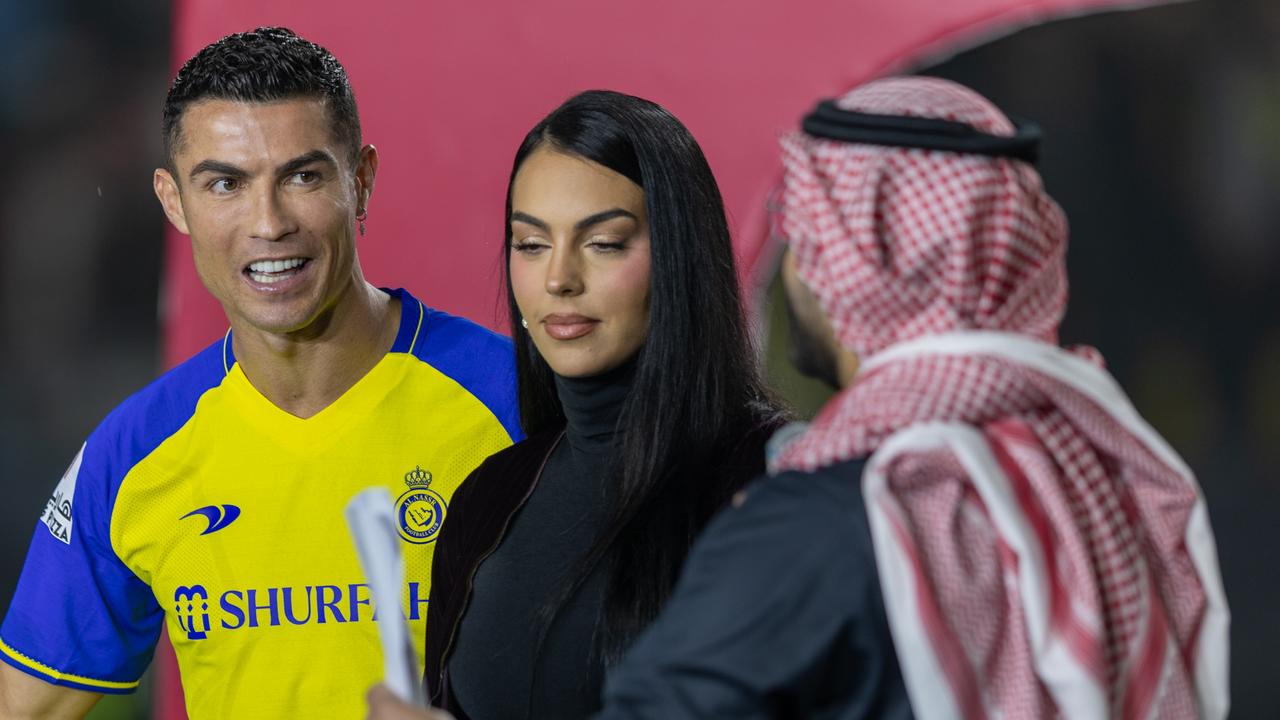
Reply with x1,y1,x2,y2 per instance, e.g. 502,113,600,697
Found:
167,581,430,640
181,504,242,535
175,585,212,641
42,444,84,545
395,466,446,544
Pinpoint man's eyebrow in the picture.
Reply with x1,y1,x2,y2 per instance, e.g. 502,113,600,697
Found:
510,209,639,233
188,160,245,182
277,150,338,176
187,151,338,183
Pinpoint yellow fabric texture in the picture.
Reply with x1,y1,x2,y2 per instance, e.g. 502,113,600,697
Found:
111,353,512,718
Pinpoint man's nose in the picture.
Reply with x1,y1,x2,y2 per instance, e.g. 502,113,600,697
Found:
247,185,297,241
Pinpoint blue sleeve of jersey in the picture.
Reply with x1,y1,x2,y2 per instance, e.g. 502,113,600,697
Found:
418,308,525,442
0,437,163,694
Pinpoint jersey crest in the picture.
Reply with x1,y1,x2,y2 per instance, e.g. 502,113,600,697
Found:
396,466,446,544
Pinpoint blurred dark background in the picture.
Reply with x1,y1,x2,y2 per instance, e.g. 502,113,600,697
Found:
1,1,1275,717
1,1,169,716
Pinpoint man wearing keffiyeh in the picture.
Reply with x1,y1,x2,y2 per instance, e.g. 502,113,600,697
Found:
596,76,1230,720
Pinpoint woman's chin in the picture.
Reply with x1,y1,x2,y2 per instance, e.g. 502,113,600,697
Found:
541,349,635,379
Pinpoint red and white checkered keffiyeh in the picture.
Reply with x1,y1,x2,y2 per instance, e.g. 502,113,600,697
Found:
772,77,1229,720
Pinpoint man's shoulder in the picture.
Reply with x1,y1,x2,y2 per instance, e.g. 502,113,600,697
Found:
385,288,512,360
409,306,513,364
750,458,869,512
428,305,508,340
98,337,227,433
84,337,230,482
710,457,873,553
397,297,522,441
32,337,229,549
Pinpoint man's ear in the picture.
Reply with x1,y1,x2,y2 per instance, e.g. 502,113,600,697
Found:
354,144,379,213
154,168,190,235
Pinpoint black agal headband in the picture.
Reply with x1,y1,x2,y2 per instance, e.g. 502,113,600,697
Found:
801,99,1041,164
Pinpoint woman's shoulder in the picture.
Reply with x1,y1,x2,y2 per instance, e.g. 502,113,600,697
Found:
449,425,565,510
472,425,564,472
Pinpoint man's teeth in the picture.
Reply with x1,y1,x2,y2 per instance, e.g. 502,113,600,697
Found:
248,258,306,274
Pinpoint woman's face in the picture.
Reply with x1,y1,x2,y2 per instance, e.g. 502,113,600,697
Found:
509,147,651,378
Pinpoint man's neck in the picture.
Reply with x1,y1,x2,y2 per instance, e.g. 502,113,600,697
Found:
836,348,861,389
231,283,400,418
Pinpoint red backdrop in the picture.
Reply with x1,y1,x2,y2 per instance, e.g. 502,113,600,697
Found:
162,0,1162,363
158,1,1170,716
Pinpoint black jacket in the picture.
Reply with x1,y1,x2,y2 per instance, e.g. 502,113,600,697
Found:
595,458,913,719
423,424,774,716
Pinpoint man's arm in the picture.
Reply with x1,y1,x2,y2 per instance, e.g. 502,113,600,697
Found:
0,663,101,720
596,464,911,719
1,441,161,713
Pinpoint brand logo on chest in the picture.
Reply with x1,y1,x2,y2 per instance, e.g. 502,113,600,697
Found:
175,585,212,640
180,504,242,535
169,581,431,641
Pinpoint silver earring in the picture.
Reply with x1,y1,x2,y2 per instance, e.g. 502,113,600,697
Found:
356,208,368,237
521,317,529,329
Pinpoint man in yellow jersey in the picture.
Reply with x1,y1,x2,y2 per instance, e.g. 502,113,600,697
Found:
0,27,521,719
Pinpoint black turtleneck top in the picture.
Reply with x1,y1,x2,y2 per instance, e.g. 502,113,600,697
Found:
449,361,634,720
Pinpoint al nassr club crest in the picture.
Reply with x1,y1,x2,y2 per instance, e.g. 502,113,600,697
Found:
396,465,446,544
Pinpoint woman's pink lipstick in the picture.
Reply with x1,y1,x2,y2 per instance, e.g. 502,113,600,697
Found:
542,313,599,340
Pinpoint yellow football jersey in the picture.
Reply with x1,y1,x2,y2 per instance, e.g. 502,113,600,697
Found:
1,289,521,718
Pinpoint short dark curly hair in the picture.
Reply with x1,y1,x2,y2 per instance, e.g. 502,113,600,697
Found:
162,26,361,171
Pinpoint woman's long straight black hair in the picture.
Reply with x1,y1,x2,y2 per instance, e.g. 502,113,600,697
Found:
504,90,782,663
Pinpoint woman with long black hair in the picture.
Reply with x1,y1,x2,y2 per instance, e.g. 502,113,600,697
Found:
415,89,783,720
